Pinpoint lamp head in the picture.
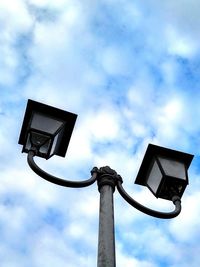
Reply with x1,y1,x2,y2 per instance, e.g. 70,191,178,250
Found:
18,99,77,159
135,144,193,200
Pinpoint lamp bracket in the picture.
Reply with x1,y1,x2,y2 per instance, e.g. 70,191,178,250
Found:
117,180,182,219
27,150,98,188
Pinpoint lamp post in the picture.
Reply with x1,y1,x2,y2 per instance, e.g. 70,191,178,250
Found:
18,99,194,267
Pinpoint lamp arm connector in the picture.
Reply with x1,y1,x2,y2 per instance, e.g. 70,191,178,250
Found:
117,181,181,219
27,150,98,188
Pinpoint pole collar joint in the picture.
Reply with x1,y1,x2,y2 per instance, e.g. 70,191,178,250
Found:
97,166,123,192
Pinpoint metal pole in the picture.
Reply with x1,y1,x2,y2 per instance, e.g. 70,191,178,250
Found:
97,184,116,267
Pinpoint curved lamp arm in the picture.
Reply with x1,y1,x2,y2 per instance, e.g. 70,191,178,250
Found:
116,180,181,219
27,150,98,188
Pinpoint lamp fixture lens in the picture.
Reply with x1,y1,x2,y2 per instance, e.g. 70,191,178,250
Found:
158,157,187,180
146,159,162,195
31,112,64,134
29,131,51,147
146,156,188,199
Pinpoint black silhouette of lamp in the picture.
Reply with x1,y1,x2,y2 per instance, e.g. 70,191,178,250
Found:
135,144,193,200
18,99,77,159
18,99,194,267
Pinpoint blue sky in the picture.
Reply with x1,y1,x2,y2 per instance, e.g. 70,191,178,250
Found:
1,0,200,266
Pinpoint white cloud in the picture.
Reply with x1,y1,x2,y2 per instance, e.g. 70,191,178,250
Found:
100,45,132,75
0,0,32,86
116,250,157,267
165,25,198,58
0,0,32,36
160,58,179,86
89,109,120,140
0,45,18,86
169,191,200,242
29,0,68,8
155,97,184,142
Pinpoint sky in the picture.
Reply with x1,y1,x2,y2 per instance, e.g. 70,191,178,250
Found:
0,0,200,266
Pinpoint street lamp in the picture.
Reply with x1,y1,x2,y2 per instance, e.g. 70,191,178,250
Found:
18,99,194,267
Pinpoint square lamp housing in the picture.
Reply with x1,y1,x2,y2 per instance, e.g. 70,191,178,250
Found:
135,144,193,200
18,99,77,159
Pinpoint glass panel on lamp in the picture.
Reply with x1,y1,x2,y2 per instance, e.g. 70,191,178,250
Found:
31,112,63,135
147,159,163,194
25,133,32,151
158,157,187,180
31,131,50,147
39,139,51,155
25,131,51,156
50,132,59,156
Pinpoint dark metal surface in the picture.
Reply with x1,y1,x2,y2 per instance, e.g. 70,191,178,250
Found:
135,143,193,186
27,153,182,219
27,150,98,188
117,180,181,219
19,99,77,158
97,171,116,267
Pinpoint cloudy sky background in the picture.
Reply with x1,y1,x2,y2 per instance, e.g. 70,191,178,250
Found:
1,0,200,266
